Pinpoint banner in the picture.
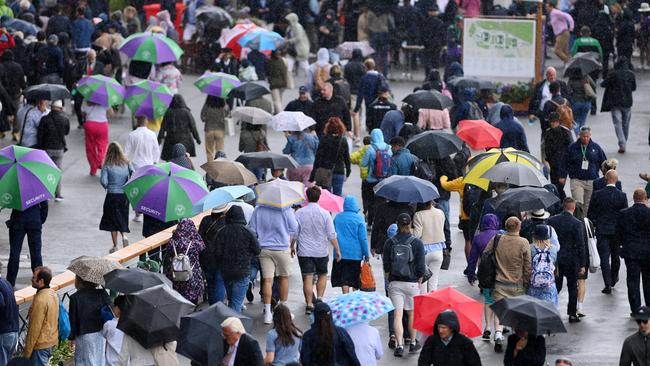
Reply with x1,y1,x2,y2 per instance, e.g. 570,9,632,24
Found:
462,18,537,78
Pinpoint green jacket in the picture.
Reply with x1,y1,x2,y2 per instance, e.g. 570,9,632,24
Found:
570,36,603,61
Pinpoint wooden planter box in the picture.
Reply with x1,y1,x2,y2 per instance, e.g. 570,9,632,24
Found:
510,100,530,116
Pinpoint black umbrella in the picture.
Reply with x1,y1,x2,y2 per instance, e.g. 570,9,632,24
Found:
228,82,270,101
448,76,495,90
23,84,71,100
177,302,253,366
481,162,549,187
196,5,233,25
492,186,560,213
103,268,172,294
564,52,601,77
402,90,453,110
490,295,567,335
374,175,440,203
405,131,464,160
235,151,298,170
117,285,195,348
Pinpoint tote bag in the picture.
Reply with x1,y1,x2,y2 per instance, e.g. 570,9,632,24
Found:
584,218,600,273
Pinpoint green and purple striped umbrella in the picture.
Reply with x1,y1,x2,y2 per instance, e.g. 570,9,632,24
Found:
193,72,241,98
125,80,174,120
124,162,209,222
77,75,126,107
119,32,183,64
0,145,61,210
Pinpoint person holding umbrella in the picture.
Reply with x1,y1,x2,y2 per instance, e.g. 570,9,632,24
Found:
36,100,69,201
542,112,572,200
158,95,201,162
503,328,546,366
282,129,319,187
417,310,482,366
601,57,636,153
68,275,111,365
100,142,132,253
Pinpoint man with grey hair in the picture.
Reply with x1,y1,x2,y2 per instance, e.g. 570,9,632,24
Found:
566,126,607,215
220,317,264,365
528,66,569,130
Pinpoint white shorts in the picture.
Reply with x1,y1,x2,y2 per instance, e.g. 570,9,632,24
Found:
388,281,420,311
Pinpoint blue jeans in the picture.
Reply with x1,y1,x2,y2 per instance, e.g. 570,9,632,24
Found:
8,228,43,286
0,332,18,366
225,277,250,313
205,270,226,305
30,347,53,366
331,174,345,196
249,257,260,284
572,101,591,135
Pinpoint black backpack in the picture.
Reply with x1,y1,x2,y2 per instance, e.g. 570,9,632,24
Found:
477,234,502,289
411,158,434,182
390,236,417,279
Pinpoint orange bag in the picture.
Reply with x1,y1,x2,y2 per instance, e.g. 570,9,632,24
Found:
360,261,376,292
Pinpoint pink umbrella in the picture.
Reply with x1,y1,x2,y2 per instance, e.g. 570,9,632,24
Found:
303,188,344,213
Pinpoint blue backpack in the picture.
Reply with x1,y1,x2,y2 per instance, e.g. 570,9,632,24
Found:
58,300,71,341
374,147,392,179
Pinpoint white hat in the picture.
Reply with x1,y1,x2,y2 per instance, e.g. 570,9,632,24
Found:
211,203,230,214
531,209,550,219
51,100,63,109
639,2,650,11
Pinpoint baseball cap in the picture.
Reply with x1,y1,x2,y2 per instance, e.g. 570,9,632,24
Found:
299,86,308,94
634,306,650,321
397,213,411,226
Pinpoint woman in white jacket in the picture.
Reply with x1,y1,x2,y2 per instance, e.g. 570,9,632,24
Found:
412,201,447,292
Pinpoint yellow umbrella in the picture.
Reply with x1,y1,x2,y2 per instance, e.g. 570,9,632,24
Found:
464,148,543,190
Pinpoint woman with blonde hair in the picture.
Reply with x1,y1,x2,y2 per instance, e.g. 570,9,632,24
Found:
100,142,133,253
526,224,559,307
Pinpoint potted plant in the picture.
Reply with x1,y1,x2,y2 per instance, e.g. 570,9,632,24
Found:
496,82,533,113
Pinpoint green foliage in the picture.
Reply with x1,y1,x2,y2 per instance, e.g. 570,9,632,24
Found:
496,82,533,104
49,341,74,366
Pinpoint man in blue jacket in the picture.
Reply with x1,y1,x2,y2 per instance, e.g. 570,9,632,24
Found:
0,262,19,365
588,169,628,294
389,136,417,176
361,129,392,227
497,105,529,152
71,7,94,53
566,126,607,215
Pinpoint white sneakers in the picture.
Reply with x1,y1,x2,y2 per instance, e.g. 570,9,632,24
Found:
264,309,273,324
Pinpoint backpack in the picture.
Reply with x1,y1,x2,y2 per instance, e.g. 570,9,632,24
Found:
390,236,417,278
58,299,71,340
411,159,434,181
313,64,330,93
530,248,556,288
467,101,484,120
374,147,392,179
477,234,502,289
171,242,194,282
550,99,573,130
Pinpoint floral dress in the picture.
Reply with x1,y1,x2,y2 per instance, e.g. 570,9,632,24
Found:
163,219,205,303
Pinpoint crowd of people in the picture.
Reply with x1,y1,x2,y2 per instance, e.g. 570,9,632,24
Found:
2,0,650,365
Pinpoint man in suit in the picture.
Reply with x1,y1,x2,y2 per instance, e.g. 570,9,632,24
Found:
220,317,264,366
617,189,650,315
548,198,587,322
588,169,628,294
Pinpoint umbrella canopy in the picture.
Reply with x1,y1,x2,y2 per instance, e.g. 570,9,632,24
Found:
463,148,543,190
231,106,273,125
493,186,560,213
490,295,567,335
302,188,344,213
481,162,549,187
235,152,298,170
413,287,483,337
0,145,61,210
237,29,285,51
255,179,305,209
269,111,316,132
219,22,260,59
118,285,195,348
335,41,375,59
124,162,209,222
196,5,233,24
374,175,439,203
201,158,258,186
67,256,123,286
448,76,495,90
119,32,183,64
104,268,172,294
325,291,394,328
178,302,252,366
125,80,174,120
77,75,126,107
2,17,39,35
405,131,464,160
24,84,71,100
228,82,270,101
456,120,503,150
192,185,254,214
402,90,454,110
193,72,241,98
564,52,601,77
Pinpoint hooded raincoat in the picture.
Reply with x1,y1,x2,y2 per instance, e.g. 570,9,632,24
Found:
360,129,392,183
334,196,369,260
466,214,502,283
418,310,482,366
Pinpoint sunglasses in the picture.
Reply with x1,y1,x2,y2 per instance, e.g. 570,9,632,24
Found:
636,319,649,324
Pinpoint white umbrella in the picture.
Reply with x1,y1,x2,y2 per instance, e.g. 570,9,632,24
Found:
232,106,273,125
270,111,316,131
255,179,305,209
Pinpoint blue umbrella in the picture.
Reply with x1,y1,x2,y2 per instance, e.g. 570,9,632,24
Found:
237,29,285,51
192,185,254,214
1,16,39,35
373,175,439,203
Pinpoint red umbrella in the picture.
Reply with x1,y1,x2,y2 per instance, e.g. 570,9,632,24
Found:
456,119,503,150
413,287,483,337
219,22,259,59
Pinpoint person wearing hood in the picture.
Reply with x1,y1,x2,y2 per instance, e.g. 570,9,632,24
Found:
168,143,194,170
284,13,310,81
620,306,650,365
198,203,229,305
305,48,331,98
389,136,417,176
301,302,360,365
496,105,529,152
450,88,478,129
158,95,201,162
366,86,396,132
504,329,546,366
381,109,405,143
332,196,369,293
213,206,261,312
418,310,482,366
361,129,393,226
443,61,464,87
601,57,636,153
344,48,366,143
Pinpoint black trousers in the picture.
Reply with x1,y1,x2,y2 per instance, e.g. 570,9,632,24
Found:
361,180,378,227
597,234,620,287
625,258,650,314
555,260,579,315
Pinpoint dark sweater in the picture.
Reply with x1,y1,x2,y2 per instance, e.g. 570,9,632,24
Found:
0,276,19,333
69,288,111,339
214,206,261,280
382,233,427,282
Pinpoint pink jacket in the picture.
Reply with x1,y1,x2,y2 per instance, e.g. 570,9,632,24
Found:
418,108,451,130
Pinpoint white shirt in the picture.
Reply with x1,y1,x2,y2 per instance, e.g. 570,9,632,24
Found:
346,323,383,366
539,81,552,112
224,338,240,366
124,126,161,171
82,103,109,122
117,334,155,366
101,319,124,366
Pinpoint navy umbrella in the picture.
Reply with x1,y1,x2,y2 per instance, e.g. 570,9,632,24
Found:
373,175,439,203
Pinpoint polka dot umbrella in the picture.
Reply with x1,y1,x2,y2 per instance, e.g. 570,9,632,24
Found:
325,291,394,328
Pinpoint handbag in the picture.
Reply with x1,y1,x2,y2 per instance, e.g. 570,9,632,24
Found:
422,268,433,282
360,261,376,291
584,81,597,100
584,218,600,273
440,248,451,270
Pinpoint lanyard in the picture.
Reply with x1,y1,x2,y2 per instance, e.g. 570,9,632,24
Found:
581,144,587,161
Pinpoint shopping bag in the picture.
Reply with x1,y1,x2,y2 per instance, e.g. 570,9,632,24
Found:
360,261,376,292
584,218,600,273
